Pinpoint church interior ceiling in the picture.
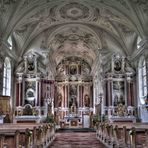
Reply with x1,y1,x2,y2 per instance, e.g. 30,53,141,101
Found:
0,0,148,75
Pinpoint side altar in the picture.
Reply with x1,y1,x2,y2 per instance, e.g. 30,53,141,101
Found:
14,52,54,123
103,54,136,123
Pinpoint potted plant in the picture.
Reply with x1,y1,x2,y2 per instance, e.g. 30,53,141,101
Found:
92,115,101,128
44,114,55,124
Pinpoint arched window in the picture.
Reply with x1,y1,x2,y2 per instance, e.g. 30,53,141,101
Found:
138,57,147,104
7,36,12,50
3,57,11,96
137,36,142,49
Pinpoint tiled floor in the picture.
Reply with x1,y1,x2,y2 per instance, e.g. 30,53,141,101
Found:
49,132,106,148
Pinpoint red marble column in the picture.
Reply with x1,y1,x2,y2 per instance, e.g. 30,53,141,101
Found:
63,85,65,108
90,85,93,107
126,73,133,106
16,83,19,106
79,85,82,107
15,75,23,107
78,65,81,74
66,85,68,108
61,85,65,107
82,85,84,107
19,82,22,106
105,81,108,106
130,83,134,106
38,80,41,106
37,81,40,106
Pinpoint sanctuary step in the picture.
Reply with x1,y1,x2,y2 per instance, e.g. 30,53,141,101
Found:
56,128,96,133
49,131,106,148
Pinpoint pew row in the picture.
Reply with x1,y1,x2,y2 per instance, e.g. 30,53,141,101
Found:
96,123,148,148
0,123,55,148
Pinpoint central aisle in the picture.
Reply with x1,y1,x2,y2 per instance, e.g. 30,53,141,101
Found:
49,130,106,148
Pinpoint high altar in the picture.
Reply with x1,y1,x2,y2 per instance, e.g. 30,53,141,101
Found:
54,57,93,128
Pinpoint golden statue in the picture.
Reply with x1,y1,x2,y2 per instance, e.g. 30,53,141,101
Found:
117,103,125,116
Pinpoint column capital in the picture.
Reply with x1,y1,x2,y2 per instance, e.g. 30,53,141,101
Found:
106,73,113,80
16,73,23,82
126,72,133,82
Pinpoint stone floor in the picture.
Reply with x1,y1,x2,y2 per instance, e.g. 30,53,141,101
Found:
49,131,106,148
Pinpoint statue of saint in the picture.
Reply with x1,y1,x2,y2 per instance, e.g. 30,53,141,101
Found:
117,103,125,116
57,94,62,107
70,97,77,113
84,94,90,107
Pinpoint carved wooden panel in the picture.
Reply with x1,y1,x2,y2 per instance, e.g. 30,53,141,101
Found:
0,96,11,115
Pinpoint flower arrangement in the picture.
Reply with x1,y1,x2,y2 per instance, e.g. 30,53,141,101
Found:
27,131,32,137
92,115,100,126
129,129,135,135
45,115,55,123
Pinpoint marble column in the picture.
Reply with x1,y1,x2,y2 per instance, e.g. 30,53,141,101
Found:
17,74,23,106
18,81,21,106
82,85,84,107
35,77,40,106
107,74,113,106
38,80,41,106
77,84,79,107
65,84,67,108
126,73,134,106
93,82,96,114
78,85,82,107
62,84,64,108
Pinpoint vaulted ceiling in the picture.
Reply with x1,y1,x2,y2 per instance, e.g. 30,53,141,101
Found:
0,0,148,74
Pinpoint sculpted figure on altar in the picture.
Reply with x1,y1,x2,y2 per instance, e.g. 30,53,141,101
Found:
71,101,77,113
84,94,90,107
57,93,62,107
69,97,77,113
117,103,126,116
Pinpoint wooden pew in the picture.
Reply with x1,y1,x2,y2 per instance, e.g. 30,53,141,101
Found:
96,122,148,148
0,123,55,147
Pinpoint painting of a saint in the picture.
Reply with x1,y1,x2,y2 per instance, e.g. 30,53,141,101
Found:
114,60,121,72
70,65,77,75
27,61,35,71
